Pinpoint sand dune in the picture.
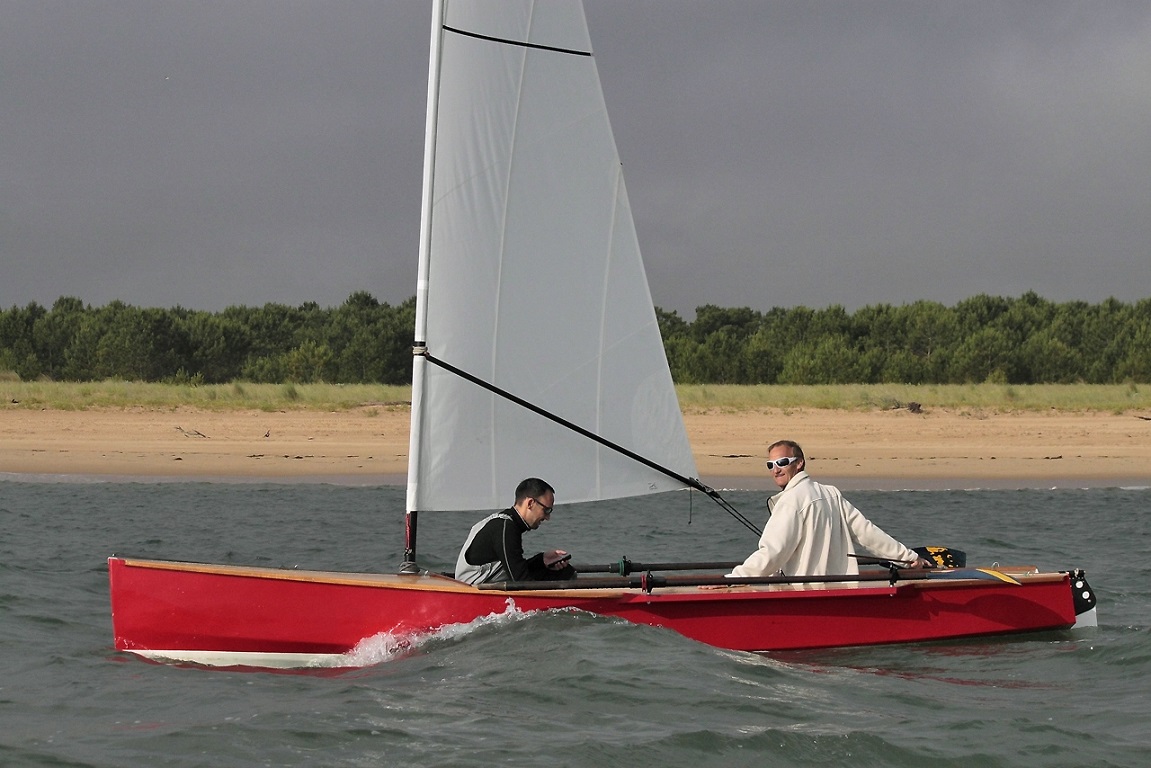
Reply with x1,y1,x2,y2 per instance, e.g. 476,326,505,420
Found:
2,405,1148,489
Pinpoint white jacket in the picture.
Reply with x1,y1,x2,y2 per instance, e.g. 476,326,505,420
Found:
730,471,918,577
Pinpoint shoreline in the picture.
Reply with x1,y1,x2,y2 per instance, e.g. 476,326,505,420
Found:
2,405,1149,491
6,473,1145,493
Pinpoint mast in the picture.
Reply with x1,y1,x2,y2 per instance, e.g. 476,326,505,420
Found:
401,0,447,572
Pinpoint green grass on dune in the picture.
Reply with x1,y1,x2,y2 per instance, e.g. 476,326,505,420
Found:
1,379,1145,414
673,383,1145,414
0,380,411,413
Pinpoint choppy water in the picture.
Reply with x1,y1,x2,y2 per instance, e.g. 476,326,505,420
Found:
1,478,1149,767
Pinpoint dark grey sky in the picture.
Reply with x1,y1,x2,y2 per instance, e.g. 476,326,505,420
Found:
3,1,1149,318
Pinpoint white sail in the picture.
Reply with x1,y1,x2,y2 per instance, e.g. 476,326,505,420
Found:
409,0,697,512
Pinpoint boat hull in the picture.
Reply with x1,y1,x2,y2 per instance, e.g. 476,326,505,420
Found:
108,557,1087,667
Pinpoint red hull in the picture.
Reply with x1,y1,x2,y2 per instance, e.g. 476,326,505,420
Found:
108,557,1084,666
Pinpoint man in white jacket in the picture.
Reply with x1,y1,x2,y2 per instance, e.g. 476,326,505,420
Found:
729,440,932,578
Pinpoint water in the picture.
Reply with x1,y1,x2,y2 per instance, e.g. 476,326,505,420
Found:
2,479,1149,767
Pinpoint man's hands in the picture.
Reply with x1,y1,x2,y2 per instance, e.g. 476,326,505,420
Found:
544,550,571,569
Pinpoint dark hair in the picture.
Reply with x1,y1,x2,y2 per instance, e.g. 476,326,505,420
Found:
767,440,805,462
515,477,555,503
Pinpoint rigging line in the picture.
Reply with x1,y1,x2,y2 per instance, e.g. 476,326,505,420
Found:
442,24,593,58
684,485,760,536
707,492,760,535
420,350,760,534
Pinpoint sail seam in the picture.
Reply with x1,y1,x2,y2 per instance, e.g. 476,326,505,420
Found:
442,24,593,58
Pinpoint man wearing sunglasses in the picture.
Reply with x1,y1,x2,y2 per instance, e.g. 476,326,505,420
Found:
454,477,577,585
727,440,932,578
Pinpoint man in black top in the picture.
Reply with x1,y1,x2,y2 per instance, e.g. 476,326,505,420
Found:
454,477,577,585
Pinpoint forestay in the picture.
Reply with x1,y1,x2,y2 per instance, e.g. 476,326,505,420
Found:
408,0,696,512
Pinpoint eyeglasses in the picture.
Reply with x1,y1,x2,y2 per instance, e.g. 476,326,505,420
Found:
531,498,553,516
765,457,801,470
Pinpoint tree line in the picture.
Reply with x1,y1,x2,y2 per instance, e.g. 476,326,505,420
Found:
1,291,1148,385
0,292,414,385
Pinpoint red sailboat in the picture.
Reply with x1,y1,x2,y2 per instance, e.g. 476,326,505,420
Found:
109,556,1095,668
108,0,1096,668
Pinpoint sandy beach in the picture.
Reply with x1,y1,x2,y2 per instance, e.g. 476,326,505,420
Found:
2,404,1148,490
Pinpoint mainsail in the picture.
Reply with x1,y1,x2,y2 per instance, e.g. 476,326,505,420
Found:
409,0,696,512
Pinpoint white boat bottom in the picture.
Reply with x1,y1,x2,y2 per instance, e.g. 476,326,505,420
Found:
130,649,348,669
1073,607,1098,629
